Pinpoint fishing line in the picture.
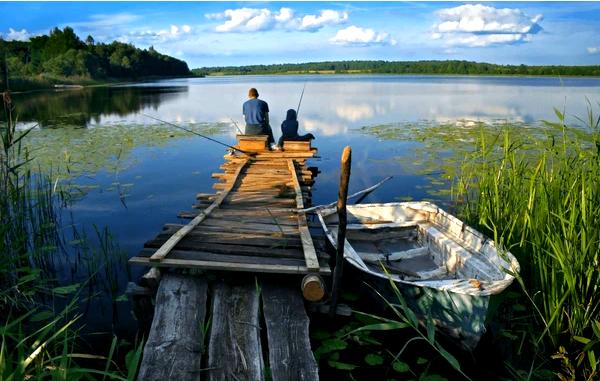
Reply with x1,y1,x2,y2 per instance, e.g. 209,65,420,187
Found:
141,114,251,155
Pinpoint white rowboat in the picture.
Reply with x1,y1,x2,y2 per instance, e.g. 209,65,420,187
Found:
317,201,520,349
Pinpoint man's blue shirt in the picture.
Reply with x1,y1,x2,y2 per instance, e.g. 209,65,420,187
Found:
243,98,269,126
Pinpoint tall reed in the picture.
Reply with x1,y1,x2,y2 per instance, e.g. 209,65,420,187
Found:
453,106,600,376
2,90,141,379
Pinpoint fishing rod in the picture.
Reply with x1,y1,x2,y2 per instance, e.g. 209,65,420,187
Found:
296,82,306,117
142,114,251,155
230,118,243,134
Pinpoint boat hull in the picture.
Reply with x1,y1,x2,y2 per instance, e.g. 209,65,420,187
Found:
348,263,490,349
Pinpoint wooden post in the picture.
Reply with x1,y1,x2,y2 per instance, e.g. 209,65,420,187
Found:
329,146,351,317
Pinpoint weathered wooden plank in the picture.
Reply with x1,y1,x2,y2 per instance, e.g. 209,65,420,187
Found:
197,200,296,209
226,194,295,203
192,201,214,209
218,201,296,209
224,163,311,170
207,280,264,381
164,221,298,235
223,168,312,177
145,239,304,258
209,208,296,217
137,274,208,381
288,160,320,272
222,160,290,167
196,193,217,200
262,280,319,381
129,256,331,274
195,208,293,217
221,172,300,180
153,228,303,247
214,182,294,191
137,248,324,267
150,158,249,262
242,149,317,158
178,211,299,225
226,159,310,165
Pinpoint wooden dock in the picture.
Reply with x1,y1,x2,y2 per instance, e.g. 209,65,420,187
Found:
129,136,329,381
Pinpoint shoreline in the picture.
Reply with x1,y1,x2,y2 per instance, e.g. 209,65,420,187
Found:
8,71,600,95
197,72,600,79
7,74,191,94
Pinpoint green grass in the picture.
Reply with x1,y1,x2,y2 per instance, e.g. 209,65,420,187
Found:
1,93,142,379
451,106,600,379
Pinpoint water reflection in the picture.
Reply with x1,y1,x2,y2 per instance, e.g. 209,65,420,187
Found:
11,75,600,133
10,85,188,128
139,75,600,136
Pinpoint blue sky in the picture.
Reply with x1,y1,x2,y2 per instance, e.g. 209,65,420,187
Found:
1,1,600,68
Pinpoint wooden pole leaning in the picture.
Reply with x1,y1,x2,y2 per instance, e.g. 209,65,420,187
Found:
329,146,351,317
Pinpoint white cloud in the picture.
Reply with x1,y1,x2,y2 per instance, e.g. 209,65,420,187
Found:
212,8,275,32
443,33,533,48
432,4,543,48
299,10,348,32
124,24,193,44
275,7,294,24
588,46,600,54
2,28,33,41
330,26,396,46
208,7,347,33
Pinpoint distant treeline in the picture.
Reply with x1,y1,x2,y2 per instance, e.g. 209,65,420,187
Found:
192,60,600,77
0,27,190,89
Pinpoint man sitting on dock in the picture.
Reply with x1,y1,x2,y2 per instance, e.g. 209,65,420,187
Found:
243,88,275,148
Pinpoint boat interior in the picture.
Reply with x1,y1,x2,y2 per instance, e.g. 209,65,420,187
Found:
320,202,516,286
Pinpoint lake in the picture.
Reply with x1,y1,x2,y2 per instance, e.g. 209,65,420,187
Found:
10,74,600,336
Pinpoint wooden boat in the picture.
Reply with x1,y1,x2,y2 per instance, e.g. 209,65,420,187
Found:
316,201,520,349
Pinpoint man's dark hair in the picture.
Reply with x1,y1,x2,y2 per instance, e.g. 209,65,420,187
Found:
248,88,259,98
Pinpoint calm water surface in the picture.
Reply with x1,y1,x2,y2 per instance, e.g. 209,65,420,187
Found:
12,75,600,335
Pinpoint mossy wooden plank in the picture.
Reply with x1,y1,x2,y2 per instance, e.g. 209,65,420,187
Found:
137,274,208,381
262,280,319,381
207,279,264,381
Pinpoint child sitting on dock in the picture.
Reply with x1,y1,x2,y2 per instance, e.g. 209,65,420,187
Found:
278,109,315,148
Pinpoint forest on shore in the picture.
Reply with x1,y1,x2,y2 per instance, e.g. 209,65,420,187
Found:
192,60,600,77
0,27,190,90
